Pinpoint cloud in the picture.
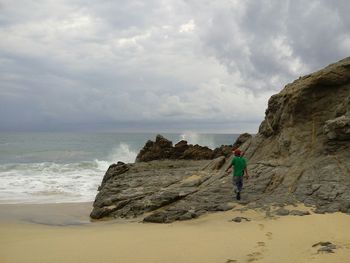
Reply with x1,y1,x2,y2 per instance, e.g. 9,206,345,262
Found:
192,0,350,91
0,0,349,132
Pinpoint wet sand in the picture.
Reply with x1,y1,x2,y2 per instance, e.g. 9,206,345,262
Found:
1,203,350,263
0,202,92,225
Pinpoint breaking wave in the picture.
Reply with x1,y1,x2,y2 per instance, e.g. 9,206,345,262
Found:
0,143,138,204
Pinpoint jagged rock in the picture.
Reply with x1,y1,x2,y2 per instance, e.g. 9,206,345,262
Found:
172,140,190,158
135,133,253,162
181,144,213,159
136,135,238,162
135,135,215,162
135,135,173,162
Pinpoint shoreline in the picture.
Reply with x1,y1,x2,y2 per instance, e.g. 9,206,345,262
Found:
1,203,350,263
0,202,93,225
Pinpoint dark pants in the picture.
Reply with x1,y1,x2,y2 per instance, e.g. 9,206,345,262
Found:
233,176,243,193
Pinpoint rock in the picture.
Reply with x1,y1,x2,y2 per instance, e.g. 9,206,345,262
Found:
323,115,350,140
181,144,214,160
212,145,233,158
143,212,169,223
90,159,238,222
289,210,310,216
172,140,190,158
231,216,250,222
215,203,235,211
99,162,129,189
312,241,334,247
136,135,217,162
202,156,226,171
136,134,249,162
339,200,350,213
232,133,252,150
242,57,350,214
178,211,197,221
143,209,197,223
135,135,173,162
313,241,337,253
274,208,290,216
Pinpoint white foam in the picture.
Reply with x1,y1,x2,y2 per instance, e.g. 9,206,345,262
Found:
0,143,138,204
179,131,215,149
0,161,104,204
107,143,137,164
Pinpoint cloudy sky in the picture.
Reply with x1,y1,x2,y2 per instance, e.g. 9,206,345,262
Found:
1,0,349,133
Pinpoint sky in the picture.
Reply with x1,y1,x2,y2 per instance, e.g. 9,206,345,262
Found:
1,0,349,133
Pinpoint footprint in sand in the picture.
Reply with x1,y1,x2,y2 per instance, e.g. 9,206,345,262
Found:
257,241,265,247
265,232,273,240
225,259,237,263
343,243,350,249
246,251,263,262
246,242,267,262
258,224,265,230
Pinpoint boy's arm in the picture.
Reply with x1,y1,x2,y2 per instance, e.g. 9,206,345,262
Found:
244,167,249,179
225,158,234,173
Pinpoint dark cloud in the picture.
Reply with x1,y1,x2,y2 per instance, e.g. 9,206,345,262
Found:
0,0,349,132
194,0,350,92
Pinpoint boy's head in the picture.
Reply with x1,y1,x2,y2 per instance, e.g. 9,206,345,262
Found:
234,149,241,156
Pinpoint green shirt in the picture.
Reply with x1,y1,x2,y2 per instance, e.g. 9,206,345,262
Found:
231,156,247,177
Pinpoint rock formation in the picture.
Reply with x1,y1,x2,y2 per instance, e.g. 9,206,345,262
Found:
91,57,350,222
90,158,234,221
135,134,235,162
240,57,350,213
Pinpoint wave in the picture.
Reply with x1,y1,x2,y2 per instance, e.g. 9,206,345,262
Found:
0,160,104,204
106,143,138,164
0,143,138,204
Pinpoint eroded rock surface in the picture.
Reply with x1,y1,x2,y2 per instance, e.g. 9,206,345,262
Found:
91,157,235,222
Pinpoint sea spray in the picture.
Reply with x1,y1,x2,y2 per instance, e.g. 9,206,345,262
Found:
179,131,216,149
106,143,138,164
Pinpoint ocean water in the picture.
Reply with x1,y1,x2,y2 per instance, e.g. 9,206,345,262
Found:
0,132,238,204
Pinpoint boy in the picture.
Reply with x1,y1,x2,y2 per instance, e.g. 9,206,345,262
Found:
225,149,249,200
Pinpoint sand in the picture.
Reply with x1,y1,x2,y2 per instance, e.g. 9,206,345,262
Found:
1,203,350,263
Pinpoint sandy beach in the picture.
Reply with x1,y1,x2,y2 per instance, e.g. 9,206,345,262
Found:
1,203,350,263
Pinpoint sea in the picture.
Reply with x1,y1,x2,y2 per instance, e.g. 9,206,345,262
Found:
0,132,238,204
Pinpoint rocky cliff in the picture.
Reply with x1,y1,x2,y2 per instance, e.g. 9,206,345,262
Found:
241,57,350,213
90,57,350,222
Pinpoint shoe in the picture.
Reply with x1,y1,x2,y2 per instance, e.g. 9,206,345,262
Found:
236,192,241,200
